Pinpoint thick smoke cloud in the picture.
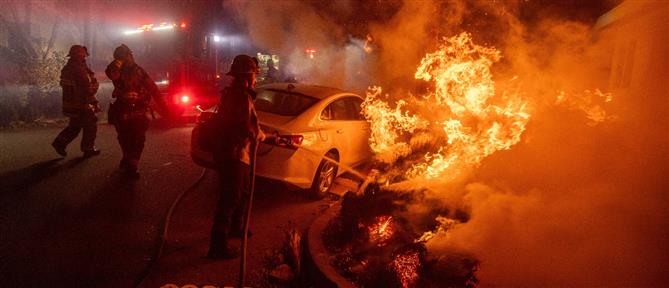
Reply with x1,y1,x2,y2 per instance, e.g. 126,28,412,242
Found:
401,2,669,286
368,1,438,89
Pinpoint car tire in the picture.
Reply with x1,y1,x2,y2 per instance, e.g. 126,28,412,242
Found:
309,152,338,199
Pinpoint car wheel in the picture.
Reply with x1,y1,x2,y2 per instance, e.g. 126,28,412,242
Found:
310,152,338,199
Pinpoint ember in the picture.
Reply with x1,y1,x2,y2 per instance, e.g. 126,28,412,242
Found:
390,249,421,288
323,186,476,287
368,215,394,246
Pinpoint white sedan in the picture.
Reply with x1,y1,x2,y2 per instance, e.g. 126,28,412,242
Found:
191,83,372,198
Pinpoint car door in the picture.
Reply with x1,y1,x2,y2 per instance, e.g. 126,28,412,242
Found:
345,97,372,165
320,97,358,166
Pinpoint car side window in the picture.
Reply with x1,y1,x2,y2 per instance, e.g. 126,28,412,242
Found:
320,105,333,120
321,97,365,121
347,97,365,120
330,99,350,120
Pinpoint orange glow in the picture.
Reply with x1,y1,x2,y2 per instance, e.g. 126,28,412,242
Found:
362,32,530,181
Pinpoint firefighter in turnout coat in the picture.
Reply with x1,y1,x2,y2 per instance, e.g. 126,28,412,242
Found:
105,44,168,178
51,45,101,158
207,55,267,259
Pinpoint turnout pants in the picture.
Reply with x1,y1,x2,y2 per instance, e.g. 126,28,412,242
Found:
53,112,98,152
114,115,149,171
209,159,250,251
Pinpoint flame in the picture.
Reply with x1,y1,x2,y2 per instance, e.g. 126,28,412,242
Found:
362,32,530,181
362,87,429,163
555,89,614,125
390,250,421,288
416,216,460,243
368,215,394,246
364,34,374,53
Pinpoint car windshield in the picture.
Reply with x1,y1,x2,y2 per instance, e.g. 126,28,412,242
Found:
254,88,319,116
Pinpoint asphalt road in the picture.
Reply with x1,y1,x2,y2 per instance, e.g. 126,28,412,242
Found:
138,170,337,288
0,122,203,287
0,122,356,287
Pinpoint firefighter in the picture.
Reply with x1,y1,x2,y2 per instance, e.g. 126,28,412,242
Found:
51,45,101,158
105,44,168,179
207,55,266,259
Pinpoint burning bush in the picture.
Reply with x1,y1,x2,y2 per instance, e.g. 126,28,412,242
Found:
323,184,478,288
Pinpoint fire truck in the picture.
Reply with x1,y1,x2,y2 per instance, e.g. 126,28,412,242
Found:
121,22,220,116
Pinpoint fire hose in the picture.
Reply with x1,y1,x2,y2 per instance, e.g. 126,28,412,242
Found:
238,139,258,288
237,134,367,287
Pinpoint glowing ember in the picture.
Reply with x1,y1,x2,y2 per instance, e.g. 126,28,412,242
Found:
362,32,530,181
390,250,421,288
368,215,394,246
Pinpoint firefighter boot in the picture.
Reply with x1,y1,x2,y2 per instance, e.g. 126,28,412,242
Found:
119,159,140,179
83,149,101,158
51,142,67,157
206,245,240,260
122,168,140,180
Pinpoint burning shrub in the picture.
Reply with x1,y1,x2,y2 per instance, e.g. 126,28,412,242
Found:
323,184,477,287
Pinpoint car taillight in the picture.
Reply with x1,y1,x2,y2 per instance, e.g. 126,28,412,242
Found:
264,134,303,149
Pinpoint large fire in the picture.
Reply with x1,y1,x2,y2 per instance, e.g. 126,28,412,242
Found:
362,32,531,181
352,30,618,287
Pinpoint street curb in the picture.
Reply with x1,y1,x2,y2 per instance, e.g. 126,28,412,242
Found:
306,201,356,288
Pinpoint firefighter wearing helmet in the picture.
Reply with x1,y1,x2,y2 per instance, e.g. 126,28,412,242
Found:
105,44,169,178
51,45,101,158
206,55,267,259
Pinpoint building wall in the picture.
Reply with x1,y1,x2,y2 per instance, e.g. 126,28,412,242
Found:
595,1,669,122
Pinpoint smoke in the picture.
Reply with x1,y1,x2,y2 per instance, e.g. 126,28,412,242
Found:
356,0,668,286
225,2,667,285
224,0,363,90
368,0,439,89
225,0,447,92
